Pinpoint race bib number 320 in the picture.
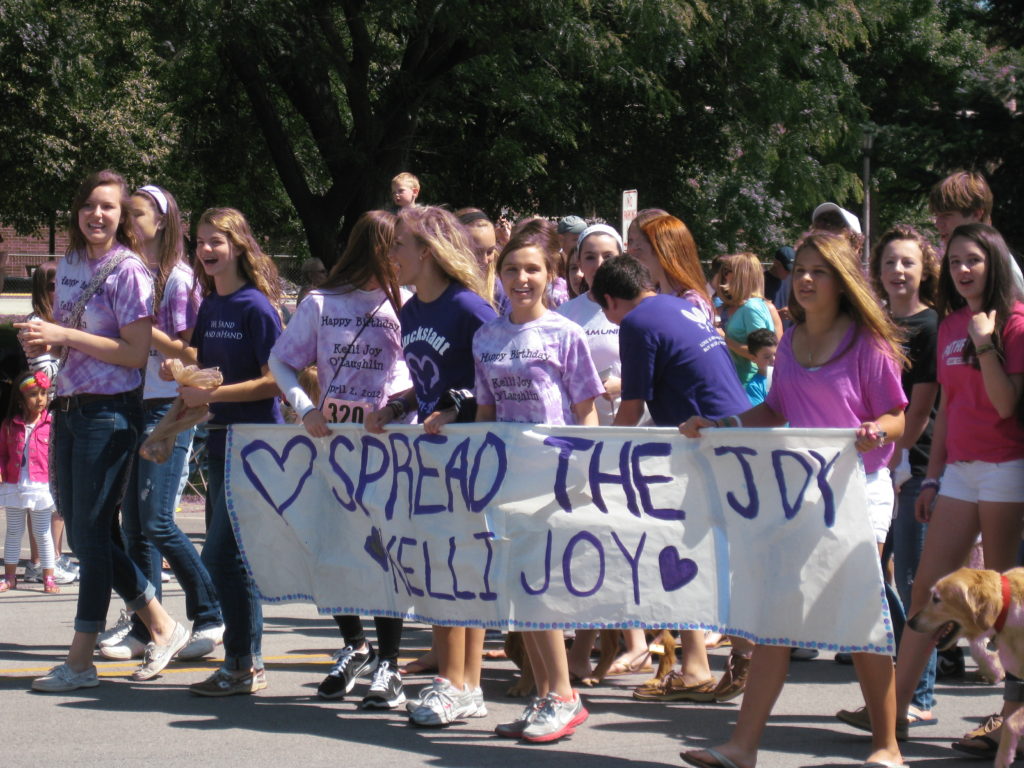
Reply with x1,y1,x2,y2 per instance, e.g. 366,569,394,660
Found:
322,398,373,424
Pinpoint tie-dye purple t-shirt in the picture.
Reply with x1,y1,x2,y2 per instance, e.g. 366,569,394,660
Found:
473,311,604,425
54,245,153,396
145,261,201,399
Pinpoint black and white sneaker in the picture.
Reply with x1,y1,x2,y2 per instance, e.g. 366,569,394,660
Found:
317,644,377,700
361,660,406,709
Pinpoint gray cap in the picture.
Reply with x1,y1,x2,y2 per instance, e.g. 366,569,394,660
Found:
557,215,587,235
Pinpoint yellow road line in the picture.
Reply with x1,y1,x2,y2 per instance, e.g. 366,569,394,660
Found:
0,653,423,677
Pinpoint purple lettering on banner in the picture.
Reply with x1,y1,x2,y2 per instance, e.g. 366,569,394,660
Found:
611,531,646,605
387,432,414,519
448,536,475,600
809,450,841,528
474,531,498,601
413,433,447,515
356,435,390,518
543,435,596,513
589,440,638,516
423,540,455,600
562,531,605,597
364,526,389,571
631,442,680,520
239,436,316,517
715,445,760,519
468,432,507,513
658,546,699,592
328,434,357,511
521,530,552,595
444,437,471,512
397,536,424,597
385,534,415,596
771,450,813,519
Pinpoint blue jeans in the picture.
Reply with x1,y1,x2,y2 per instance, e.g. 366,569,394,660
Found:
203,453,262,670
892,474,936,711
53,396,155,633
122,400,222,641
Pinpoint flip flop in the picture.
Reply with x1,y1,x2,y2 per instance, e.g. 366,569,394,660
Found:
906,711,938,727
680,747,744,768
607,651,653,676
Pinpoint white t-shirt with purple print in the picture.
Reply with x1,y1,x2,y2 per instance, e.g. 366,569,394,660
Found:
473,310,604,425
145,261,200,399
54,245,153,397
272,286,413,422
556,292,619,424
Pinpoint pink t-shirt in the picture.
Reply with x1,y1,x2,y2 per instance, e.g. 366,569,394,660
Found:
937,302,1024,463
473,311,604,425
766,323,908,474
272,286,413,418
55,245,153,396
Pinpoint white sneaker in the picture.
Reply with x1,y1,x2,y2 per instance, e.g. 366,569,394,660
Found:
52,565,77,585
32,663,99,692
22,562,42,583
176,624,225,660
466,685,488,717
408,677,476,727
522,691,588,743
131,622,189,681
57,554,79,575
98,633,147,660
97,609,133,648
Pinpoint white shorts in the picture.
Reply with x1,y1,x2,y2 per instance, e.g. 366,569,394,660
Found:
865,468,895,544
940,459,1024,504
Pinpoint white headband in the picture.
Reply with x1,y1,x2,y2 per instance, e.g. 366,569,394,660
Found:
137,185,168,215
576,224,624,255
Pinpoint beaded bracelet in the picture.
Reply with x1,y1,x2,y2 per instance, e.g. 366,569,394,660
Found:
920,478,941,492
976,343,997,357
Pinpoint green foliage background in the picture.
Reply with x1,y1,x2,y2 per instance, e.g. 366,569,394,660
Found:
1,0,1020,262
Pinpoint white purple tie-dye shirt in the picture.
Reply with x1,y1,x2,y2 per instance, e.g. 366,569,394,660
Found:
54,245,153,396
145,261,201,399
473,310,603,425
272,286,413,419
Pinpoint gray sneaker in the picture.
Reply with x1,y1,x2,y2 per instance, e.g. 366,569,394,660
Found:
176,624,225,661
495,695,544,738
32,663,99,692
408,677,475,727
131,622,189,681
22,562,42,583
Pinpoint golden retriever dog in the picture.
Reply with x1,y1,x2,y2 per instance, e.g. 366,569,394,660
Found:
908,567,1024,768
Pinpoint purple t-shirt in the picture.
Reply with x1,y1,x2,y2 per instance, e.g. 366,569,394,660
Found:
272,286,413,419
766,323,908,474
473,311,604,425
619,294,749,426
194,283,283,456
400,282,497,420
146,262,201,399
54,245,153,397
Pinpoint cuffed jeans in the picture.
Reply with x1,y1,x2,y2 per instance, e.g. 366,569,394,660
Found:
122,400,222,641
53,396,154,633
203,453,262,670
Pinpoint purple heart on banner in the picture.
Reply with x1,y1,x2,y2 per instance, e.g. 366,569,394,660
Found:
658,546,698,591
240,436,316,517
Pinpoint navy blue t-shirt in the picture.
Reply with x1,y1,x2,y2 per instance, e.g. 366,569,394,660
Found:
194,283,283,455
399,282,496,420
619,294,749,426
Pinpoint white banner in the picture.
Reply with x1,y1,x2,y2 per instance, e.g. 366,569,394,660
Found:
226,424,894,654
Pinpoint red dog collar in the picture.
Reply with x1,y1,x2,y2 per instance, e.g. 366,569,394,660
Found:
995,573,1012,633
